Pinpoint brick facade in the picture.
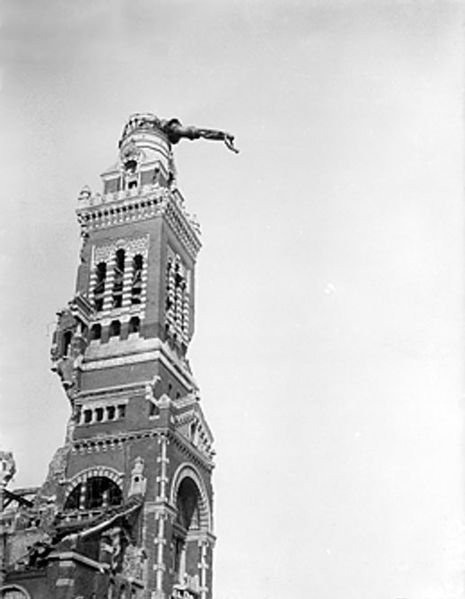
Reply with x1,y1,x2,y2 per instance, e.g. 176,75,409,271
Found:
1,114,215,599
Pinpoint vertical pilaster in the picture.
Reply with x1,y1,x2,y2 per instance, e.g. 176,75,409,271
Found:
103,255,116,311
156,436,169,502
153,511,168,595
122,252,134,309
198,540,209,599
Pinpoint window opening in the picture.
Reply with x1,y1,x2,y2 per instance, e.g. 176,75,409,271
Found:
165,256,190,344
63,330,73,356
117,404,126,419
149,401,159,417
131,254,143,304
128,316,140,334
94,262,107,311
90,323,102,340
64,477,122,512
112,250,125,308
109,320,121,338
83,410,92,424
107,406,115,420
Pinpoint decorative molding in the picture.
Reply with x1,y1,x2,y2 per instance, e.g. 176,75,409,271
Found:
77,191,201,260
81,342,197,392
93,235,149,264
64,466,124,495
156,436,169,501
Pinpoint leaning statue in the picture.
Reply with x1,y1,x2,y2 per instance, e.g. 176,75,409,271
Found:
121,114,239,154
161,118,239,154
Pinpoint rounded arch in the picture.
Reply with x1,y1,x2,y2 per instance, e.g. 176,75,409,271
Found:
0,585,31,599
170,463,212,533
65,466,124,495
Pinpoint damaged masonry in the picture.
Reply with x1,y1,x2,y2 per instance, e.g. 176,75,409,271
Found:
0,114,237,599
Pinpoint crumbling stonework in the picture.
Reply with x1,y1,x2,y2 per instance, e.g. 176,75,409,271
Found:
0,114,223,599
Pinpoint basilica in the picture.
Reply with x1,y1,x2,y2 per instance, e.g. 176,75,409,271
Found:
0,114,227,599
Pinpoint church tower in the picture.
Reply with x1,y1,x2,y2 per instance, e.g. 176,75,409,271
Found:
45,114,216,599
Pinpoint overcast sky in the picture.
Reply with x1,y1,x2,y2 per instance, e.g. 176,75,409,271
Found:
0,2,464,599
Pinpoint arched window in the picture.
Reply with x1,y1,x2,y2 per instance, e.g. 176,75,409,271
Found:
173,477,201,583
128,316,140,334
109,320,121,338
116,249,125,271
90,323,102,340
63,330,72,356
112,250,125,308
131,254,143,305
176,478,200,531
94,262,107,311
64,476,123,511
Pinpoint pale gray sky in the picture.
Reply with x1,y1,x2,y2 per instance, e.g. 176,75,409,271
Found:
0,2,464,599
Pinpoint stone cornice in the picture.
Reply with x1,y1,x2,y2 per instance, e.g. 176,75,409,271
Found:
81,337,197,391
168,430,214,471
76,187,201,260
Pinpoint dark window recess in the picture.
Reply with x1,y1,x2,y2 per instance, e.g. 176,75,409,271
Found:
95,408,104,422
124,159,137,174
128,179,138,190
149,401,159,417
90,323,102,340
109,320,121,338
128,316,140,334
63,483,81,510
63,330,73,356
131,255,143,304
63,477,122,511
117,404,126,419
94,297,104,311
83,409,92,424
112,250,125,308
94,262,107,311
107,406,116,420
112,295,123,309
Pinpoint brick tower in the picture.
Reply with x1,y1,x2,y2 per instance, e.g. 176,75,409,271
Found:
0,114,231,599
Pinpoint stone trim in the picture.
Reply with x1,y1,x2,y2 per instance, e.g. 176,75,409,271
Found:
77,192,201,260
81,343,197,391
169,432,214,471
65,466,124,494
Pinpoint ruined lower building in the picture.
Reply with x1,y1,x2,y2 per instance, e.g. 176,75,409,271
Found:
0,113,232,599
